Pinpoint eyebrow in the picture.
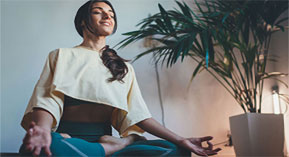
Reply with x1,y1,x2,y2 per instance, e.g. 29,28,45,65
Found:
91,7,113,13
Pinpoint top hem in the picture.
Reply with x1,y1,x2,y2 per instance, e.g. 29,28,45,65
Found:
53,86,128,113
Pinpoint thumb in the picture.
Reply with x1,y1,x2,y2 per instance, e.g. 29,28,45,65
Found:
28,121,36,135
29,121,36,128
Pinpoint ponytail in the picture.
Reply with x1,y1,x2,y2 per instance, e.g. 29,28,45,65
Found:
100,45,130,83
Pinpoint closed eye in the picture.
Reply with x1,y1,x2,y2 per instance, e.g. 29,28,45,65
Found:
92,12,114,18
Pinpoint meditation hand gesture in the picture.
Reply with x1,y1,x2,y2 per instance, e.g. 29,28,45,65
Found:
178,136,221,156
22,121,52,157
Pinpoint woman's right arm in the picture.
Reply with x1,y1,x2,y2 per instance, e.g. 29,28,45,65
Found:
21,50,60,156
24,108,54,131
22,108,54,156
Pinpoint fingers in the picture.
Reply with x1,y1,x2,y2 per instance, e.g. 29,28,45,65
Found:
29,121,38,136
25,144,35,152
22,123,52,156
195,151,208,157
213,148,222,152
23,123,39,154
29,128,34,135
200,136,213,142
29,121,36,129
23,134,30,144
27,122,36,138
23,127,35,145
23,130,34,152
194,136,221,156
204,141,213,150
200,136,222,155
23,132,34,146
44,146,52,156
33,146,42,156
204,147,222,156
191,146,208,157
24,144,52,156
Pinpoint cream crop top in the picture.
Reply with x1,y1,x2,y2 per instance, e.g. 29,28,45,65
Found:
20,46,152,137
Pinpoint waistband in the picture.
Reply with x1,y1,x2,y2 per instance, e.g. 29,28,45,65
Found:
56,120,112,142
64,94,97,106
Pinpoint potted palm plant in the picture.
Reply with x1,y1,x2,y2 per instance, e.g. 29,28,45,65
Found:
116,0,289,156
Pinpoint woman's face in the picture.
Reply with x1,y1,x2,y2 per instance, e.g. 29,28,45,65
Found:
87,2,115,36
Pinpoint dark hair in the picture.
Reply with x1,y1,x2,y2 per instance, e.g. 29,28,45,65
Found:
74,0,129,83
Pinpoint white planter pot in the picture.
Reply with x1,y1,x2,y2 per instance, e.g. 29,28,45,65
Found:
229,113,285,156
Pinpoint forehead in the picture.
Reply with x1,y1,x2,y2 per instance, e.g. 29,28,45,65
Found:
91,2,113,12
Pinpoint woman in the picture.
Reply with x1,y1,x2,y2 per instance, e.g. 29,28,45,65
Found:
19,0,221,156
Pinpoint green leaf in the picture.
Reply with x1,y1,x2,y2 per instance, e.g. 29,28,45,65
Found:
132,46,170,63
275,17,288,25
192,61,204,79
182,33,196,61
275,24,285,32
222,12,230,24
187,61,204,91
158,3,174,33
155,19,167,33
152,38,176,46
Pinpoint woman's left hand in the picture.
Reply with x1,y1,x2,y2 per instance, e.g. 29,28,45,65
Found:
177,136,221,156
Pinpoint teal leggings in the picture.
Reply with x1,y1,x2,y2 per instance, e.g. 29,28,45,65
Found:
19,121,190,156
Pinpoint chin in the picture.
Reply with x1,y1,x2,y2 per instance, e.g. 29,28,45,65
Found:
102,32,113,36
96,32,112,37
97,28,113,36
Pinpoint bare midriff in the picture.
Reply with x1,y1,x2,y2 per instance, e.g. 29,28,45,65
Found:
60,103,115,123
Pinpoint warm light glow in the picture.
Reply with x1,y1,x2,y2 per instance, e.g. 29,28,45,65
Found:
272,90,280,114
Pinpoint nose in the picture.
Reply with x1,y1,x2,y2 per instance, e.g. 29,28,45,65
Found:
102,12,111,20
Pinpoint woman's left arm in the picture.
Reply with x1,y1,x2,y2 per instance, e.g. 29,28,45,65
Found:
136,117,221,156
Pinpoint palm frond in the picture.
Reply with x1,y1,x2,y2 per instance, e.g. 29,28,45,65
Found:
115,0,289,113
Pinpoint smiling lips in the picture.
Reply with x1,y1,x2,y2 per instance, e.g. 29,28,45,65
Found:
100,21,112,26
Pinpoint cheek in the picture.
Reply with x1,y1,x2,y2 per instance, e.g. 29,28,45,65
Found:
90,15,101,22
112,21,116,28
112,24,116,29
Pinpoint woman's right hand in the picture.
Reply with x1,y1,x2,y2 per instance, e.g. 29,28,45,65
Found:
22,121,52,156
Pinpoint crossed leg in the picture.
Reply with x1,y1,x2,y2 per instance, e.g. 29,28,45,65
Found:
20,133,190,156
58,133,143,156
111,139,191,156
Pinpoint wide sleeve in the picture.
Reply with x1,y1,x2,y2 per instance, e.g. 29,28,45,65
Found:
20,49,64,132
111,63,152,138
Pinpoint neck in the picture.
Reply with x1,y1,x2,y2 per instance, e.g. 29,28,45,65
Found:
79,33,106,52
